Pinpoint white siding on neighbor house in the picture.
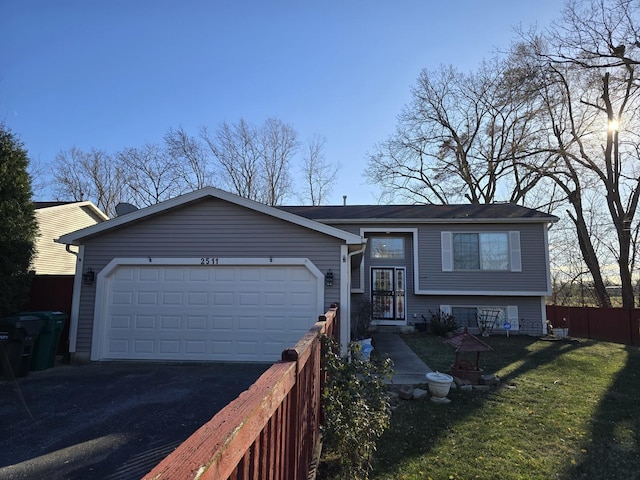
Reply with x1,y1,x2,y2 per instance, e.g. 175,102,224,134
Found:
33,204,106,275
74,198,344,355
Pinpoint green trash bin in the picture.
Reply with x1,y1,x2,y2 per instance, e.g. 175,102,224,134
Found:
0,315,43,379
20,311,69,371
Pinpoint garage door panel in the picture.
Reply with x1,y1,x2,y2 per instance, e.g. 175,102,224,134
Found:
162,292,183,305
213,292,234,305
100,265,320,362
186,316,207,329
137,292,158,305
112,291,133,305
140,268,160,281
136,316,156,329
189,269,210,281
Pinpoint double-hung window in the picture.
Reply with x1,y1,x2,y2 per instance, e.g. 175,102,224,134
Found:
441,231,521,272
453,232,508,270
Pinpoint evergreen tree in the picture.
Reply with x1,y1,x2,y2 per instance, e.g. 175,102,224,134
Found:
0,125,37,317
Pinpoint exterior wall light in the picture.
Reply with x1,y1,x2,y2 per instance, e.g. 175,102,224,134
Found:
83,268,95,286
325,269,334,287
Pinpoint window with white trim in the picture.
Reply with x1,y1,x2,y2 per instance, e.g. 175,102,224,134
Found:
370,237,405,259
446,305,519,330
441,231,521,272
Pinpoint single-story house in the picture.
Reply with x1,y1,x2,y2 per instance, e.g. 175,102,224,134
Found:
56,187,557,363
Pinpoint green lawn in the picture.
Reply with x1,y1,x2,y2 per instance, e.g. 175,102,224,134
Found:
320,334,640,480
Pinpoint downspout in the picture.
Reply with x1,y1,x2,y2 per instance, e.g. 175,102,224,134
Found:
340,241,367,355
66,244,85,357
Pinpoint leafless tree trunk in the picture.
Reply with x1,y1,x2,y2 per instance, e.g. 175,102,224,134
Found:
299,135,339,205
202,118,298,205
53,147,128,217
366,59,546,205
164,126,213,190
517,0,640,307
259,118,296,206
117,144,187,207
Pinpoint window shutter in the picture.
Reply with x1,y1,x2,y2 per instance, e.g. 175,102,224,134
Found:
509,231,521,272
440,305,451,316
507,305,519,330
441,232,453,271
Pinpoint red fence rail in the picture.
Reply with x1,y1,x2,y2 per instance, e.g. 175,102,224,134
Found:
546,305,640,346
143,303,339,480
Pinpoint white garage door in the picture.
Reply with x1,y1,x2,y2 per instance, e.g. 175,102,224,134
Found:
97,264,320,362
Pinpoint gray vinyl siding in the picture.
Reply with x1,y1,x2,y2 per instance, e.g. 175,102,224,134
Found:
325,221,550,295
403,295,545,336
75,198,344,354
420,223,548,293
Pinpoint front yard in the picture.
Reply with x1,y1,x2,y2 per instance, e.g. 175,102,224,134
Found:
320,334,640,480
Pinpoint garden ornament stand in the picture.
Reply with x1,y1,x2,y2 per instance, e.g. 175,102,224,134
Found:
446,328,493,385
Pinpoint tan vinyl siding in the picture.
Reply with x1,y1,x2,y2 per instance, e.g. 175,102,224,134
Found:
33,204,105,274
75,198,343,354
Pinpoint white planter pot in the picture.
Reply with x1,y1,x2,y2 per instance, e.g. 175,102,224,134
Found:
425,372,453,399
554,328,568,339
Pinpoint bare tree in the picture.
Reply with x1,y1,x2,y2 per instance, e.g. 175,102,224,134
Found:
202,118,298,205
517,0,640,307
299,134,340,206
164,126,213,190
52,147,128,217
367,59,546,205
259,118,297,205
117,144,186,207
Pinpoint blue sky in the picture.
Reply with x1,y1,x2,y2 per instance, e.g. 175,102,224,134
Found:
2,1,562,205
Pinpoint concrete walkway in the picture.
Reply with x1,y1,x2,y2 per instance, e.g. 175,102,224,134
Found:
373,333,432,385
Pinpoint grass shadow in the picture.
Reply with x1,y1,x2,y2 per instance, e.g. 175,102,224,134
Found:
365,334,634,480
560,344,640,479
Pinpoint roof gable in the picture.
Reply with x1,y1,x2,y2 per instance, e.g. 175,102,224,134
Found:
35,201,109,222
56,187,363,246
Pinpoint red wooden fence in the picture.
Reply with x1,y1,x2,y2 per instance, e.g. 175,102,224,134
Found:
143,303,339,480
24,275,74,355
546,305,640,346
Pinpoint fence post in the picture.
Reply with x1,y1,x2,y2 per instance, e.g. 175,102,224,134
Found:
282,348,300,478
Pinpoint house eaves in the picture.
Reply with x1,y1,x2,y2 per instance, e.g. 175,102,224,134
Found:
35,201,109,222
279,204,559,224
56,187,364,246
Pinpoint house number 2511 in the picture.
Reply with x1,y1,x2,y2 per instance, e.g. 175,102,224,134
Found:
200,257,219,265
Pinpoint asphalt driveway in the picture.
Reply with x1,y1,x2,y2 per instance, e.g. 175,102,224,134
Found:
0,362,269,480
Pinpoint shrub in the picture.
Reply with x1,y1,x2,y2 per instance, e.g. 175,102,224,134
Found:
321,335,394,480
429,310,458,336
350,297,374,340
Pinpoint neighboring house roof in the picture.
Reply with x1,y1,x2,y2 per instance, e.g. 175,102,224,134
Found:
56,187,364,246
279,203,559,224
33,201,109,275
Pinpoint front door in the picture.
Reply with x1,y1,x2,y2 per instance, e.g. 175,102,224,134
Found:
371,267,406,323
